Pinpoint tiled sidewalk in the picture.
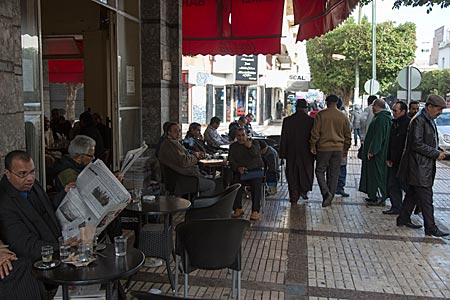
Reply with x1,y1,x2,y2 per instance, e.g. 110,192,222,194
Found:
126,147,450,300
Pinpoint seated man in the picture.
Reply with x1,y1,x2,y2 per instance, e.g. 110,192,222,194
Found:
159,122,216,196
183,122,214,154
53,135,122,240
228,117,246,142
0,150,68,299
203,116,229,148
258,140,280,195
229,128,264,221
244,113,256,136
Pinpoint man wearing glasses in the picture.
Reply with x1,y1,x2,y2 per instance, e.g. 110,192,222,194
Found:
0,150,69,299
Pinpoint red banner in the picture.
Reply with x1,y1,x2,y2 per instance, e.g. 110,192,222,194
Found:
48,59,84,83
293,0,358,41
182,0,284,56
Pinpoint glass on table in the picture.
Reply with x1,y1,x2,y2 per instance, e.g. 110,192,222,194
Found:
58,237,71,261
78,242,93,262
41,245,54,263
114,236,127,256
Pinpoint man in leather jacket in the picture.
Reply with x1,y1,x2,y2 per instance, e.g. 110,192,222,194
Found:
397,95,448,237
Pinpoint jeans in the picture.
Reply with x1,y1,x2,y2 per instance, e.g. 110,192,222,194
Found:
353,128,361,145
232,173,262,212
336,164,347,193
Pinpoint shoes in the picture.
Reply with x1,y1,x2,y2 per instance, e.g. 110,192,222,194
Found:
382,209,399,215
425,228,449,237
250,211,259,220
300,192,309,200
232,208,244,218
322,192,333,207
336,190,350,197
366,198,385,206
396,218,422,229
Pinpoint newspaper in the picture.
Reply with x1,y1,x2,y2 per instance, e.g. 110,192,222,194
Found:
119,141,148,177
56,159,131,239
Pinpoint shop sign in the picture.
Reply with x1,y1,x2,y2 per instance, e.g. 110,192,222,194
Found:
288,74,307,81
235,55,258,82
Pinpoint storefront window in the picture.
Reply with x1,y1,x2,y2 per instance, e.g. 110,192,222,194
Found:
234,86,246,119
117,14,141,157
214,87,224,120
248,87,257,120
21,0,44,183
226,86,232,122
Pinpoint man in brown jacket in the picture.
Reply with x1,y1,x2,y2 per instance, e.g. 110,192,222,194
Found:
159,122,215,196
310,95,352,207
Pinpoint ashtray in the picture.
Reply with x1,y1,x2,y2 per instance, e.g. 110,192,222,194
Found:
34,259,61,270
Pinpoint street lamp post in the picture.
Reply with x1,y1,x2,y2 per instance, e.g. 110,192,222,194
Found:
331,54,359,105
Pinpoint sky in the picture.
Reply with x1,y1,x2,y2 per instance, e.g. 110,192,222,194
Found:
354,0,450,41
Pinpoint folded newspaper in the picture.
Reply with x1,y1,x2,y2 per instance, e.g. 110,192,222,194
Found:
119,141,148,177
56,159,131,239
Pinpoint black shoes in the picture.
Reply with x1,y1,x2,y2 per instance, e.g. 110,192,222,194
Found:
336,190,350,197
396,218,422,229
425,228,449,237
366,198,386,206
322,192,333,207
382,209,399,215
300,192,309,200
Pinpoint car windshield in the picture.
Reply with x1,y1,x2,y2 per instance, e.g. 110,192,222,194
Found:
436,112,450,126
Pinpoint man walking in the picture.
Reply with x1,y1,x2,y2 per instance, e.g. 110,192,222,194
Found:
397,95,448,237
310,95,352,207
276,99,283,120
359,99,392,206
408,100,420,118
384,101,410,215
280,99,314,203
360,95,377,142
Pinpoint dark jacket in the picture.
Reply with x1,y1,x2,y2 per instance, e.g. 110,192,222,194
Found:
387,114,410,166
228,140,264,173
0,176,61,261
398,109,441,187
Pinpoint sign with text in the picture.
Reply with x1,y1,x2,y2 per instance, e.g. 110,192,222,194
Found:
235,55,258,82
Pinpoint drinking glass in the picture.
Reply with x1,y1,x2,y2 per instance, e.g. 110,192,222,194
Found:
41,245,54,263
58,237,71,261
114,236,127,256
78,242,93,263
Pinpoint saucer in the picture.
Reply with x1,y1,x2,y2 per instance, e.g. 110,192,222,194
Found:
34,259,61,270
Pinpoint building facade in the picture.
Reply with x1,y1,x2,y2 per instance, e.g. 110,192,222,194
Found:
0,0,182,183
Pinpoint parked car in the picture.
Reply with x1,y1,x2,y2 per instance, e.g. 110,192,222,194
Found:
436,108,450,154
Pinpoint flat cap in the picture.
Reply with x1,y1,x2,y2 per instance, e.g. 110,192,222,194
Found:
426,94,447,108
325,95,339,102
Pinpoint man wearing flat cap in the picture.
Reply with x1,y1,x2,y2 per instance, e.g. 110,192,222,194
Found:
280,99,315,203
310,95,352,207
397,94,448,237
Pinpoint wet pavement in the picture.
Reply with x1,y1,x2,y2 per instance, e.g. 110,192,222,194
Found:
125,122,450,300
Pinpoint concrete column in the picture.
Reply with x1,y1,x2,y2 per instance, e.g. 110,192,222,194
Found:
0,0,25,172
141,0,181,151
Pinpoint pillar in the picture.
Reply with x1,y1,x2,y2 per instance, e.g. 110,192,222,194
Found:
0,0,25,172
141,0,182,152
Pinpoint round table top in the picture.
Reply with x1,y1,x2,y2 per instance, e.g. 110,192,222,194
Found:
32,246,144,286
125,195,191,216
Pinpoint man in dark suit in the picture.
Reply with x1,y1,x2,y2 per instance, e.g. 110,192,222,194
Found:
279,99,315,203
0,150,67,299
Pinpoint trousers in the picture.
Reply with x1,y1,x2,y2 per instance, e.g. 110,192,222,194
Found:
315,151,342,198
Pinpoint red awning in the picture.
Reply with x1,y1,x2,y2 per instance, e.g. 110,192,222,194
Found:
293,0,358,41
48,59,84,83
182,0,284,56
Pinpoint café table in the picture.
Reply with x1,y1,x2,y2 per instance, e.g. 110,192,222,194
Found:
32,245,144,300
125,196,191,293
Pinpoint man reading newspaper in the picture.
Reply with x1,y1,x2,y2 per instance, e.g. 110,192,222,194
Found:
54,135,131,241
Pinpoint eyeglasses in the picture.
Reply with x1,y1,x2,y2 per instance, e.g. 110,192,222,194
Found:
77,153,95,159
8,169,36,179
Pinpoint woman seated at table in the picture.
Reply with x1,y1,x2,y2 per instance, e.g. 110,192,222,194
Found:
183,122,215,154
